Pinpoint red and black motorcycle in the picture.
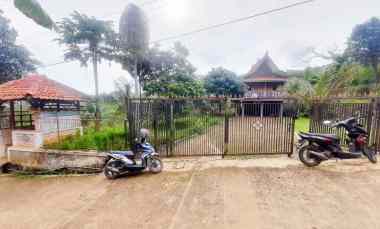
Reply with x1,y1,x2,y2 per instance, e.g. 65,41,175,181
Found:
297,117,377,167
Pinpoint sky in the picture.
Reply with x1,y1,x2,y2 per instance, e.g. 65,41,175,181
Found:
0,0,380,95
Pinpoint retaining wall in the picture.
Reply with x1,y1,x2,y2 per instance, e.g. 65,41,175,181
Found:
7,147,106,170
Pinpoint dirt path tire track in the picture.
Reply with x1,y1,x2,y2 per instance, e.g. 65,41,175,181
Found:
2,159,380,229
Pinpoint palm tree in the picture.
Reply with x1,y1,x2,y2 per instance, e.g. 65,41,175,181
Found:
118,3,149,96
56,11,116,129
14,0,55,30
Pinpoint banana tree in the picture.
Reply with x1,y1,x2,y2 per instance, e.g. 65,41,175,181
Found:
14,0,55,30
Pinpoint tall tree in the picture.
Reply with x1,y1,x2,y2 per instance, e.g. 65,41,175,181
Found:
143,44,204,97
204,67,244,96
13,0,55,30
56,11,115,126
348,17,380,86
0,11,37,84
118,3,149,96
284,78,314,98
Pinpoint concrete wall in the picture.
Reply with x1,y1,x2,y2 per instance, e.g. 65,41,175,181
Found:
0,130,5,158
10,111,82,149
12,130,43,149
7,147,106,170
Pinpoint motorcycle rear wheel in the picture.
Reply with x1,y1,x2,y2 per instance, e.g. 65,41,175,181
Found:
299,145,322,167
104,160,121,179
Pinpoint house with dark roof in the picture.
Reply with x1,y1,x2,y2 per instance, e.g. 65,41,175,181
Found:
244,52,288,99
232,53,290,117
0,74,88,156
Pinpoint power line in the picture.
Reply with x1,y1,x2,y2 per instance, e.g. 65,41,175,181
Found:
38,61,68,69
151,0,316,43
39,0,316,68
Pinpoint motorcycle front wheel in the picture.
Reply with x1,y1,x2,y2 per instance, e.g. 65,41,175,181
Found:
149,157,163,173
104,160,121,179
363,147,377,164
298,145,322,167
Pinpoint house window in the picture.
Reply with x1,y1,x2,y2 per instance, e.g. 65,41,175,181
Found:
13,101,34,130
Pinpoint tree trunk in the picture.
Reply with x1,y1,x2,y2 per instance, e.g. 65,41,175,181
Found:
92,50,101,131
133,61,139,97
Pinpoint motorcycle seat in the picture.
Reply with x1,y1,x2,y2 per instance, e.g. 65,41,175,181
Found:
300,132,339,141
111,151,135,157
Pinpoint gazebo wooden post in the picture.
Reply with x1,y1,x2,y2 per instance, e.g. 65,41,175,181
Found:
56,101,61,143
9,101,15,129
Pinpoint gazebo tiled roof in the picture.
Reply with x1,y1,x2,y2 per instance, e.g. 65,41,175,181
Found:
244,53,288,83
0,74,88,102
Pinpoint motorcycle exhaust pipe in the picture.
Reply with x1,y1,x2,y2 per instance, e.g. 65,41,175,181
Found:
309,151,329,161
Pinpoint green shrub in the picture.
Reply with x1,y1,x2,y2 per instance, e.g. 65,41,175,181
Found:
45,126,127,151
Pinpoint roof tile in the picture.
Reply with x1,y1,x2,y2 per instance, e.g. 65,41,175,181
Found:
0,74,88,101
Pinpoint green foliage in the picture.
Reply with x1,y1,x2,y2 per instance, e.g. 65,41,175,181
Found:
204,67,244,96
0,11,37,83
56,11,116,66
315,61,376,97
283,77,314,116
348,17,380,84
56,11,116,120
174,115,221,138
14,0,55,30
143,43,205,97
295,117,310,133
45,125,126,151
45,114,221,151
303,67,322,85
284,78,314,97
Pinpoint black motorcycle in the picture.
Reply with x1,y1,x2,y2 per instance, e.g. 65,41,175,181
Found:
297,117,377,167
104,129,163,179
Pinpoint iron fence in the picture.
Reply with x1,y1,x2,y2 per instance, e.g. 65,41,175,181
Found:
310,98,380,151
127,97,298,157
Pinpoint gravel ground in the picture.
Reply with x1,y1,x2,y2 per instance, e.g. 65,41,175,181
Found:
1,157,380,229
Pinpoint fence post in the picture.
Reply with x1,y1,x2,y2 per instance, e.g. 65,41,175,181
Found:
375,99,380,152
56,104,61,144
223,97,229,158
169,100,175,156
153,102,158,150
124,95,129,148
367,98,375,140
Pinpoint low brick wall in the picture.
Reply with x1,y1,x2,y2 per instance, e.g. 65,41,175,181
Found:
7,147,107,170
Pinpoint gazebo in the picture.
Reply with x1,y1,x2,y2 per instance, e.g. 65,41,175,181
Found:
0,74,88,155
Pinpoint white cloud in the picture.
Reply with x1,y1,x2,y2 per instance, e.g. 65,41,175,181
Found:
1,0,380,93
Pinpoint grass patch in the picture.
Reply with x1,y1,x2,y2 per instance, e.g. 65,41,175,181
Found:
173,115,222,140
45,115,222,151
44,125,126,151
295,117,310,133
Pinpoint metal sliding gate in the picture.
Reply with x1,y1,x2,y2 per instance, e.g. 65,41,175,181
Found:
127,97,297,157
310,98,380,152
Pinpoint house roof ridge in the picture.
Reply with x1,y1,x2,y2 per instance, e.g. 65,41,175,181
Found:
0,74,89,102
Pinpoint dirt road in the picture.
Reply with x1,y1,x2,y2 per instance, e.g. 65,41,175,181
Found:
1,158,380,229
